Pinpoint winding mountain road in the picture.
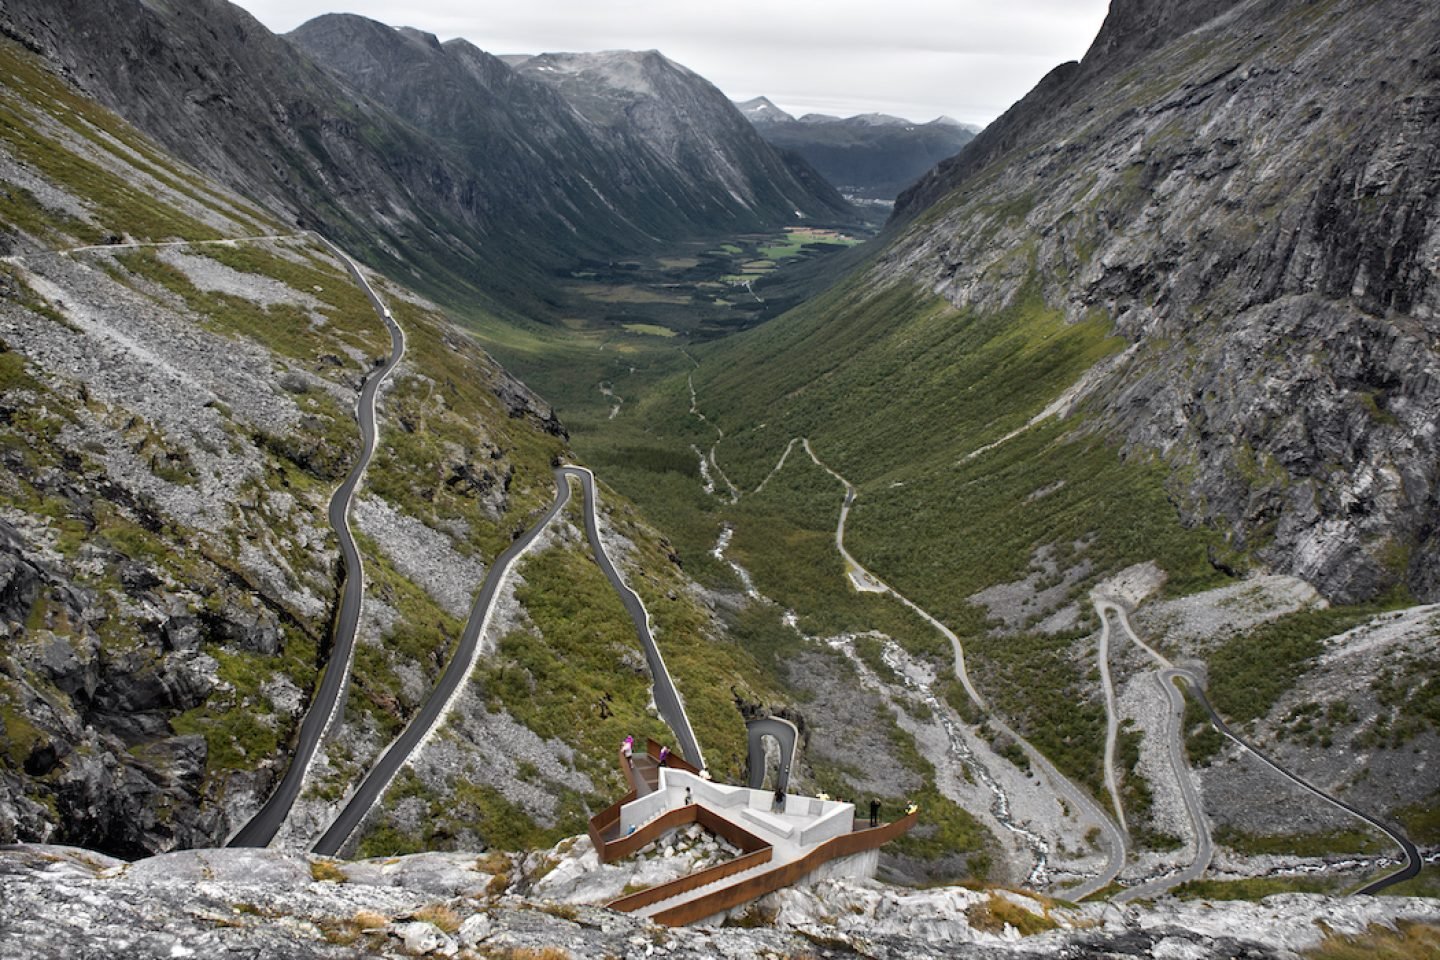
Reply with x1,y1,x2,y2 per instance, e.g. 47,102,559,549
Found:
1177,666,1420,896
1097,609,1130,835
745,715,798,792
798,440,1127,900
1097,601,1418,898
311,465,703,855
228,235,405,848
1094,600,1209,900
566,466,704,771
1111,668,1216,902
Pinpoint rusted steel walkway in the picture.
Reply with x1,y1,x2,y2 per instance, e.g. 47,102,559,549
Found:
589,740,916,926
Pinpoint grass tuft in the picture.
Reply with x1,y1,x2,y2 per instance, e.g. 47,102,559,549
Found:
1303,921,1440,960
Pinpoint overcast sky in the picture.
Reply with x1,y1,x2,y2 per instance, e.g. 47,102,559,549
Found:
228,1,1111,126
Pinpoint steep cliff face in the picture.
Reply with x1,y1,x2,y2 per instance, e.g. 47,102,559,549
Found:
0,0,527,309
512,50,853,224
0,30,575,856
287,17,851,253
0,0,852,322
894,0,1251,219
877,0,1440,601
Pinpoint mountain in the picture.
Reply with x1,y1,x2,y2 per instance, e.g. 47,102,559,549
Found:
737,95,796,124
506,50,851,224
0,0,545,312
617,0,1440,863
932,115,981,133
288,21,853,249
3,0,1437,922
0,22,773,861
0,1,853,321
0,21,571,854
701,0,1440,605
739,103,978,201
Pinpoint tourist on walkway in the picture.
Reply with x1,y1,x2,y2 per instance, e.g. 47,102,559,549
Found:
658,745,670,765
621,735,633,765
869,798,880,827
773,787,786,812
684,787,693,806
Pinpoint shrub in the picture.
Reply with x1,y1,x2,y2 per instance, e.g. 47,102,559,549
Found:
965,894,1057,936
308,859,347,883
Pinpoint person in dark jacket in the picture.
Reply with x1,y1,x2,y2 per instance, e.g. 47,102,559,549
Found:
869,798,880,827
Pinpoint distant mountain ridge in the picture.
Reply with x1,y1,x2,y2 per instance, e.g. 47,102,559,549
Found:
700,0,1440,604
290,24,852,247
503,49,849,222
0,0,854,318
738,97,980,133
736,96,978,201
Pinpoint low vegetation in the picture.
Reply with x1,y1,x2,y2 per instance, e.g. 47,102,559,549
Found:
481,525,675,794
965,894,1058,936
1363,651,1440,749
170,633,319,773
1203,599,1407,728
0,36,275,241
1172,875,1337,900
309,859,347,883
1213,825,1385,858
1303,922,1440,960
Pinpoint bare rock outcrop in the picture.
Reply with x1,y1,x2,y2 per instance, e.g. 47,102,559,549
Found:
1,843,1437,959
885,0,1440,601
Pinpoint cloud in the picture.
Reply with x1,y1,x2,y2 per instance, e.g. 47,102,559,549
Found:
229,0,1111,125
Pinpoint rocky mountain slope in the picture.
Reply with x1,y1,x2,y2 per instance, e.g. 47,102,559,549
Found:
883,0,1440,604
1,843,1437,958
505,50,851,224
288,18,851,253
0,0,852,320
0,0,534,311
738,97,978,201
691,0,1440,604
0,26,773,864
585,0,1440,885
2,0,1436,935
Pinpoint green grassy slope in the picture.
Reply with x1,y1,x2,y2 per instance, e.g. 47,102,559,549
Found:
667,276,1226,796
0,34,643,855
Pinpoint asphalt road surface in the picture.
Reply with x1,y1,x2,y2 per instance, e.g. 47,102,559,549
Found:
1099,601,1418,898
311,466,704,855
228,236,404,848
1112,669,1216,902
802,439,1125,900
565,466,704,770
310,469,575,855
745,716,798,792
1181,670,1421,895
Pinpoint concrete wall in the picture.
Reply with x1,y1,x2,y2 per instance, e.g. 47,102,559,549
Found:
619,789,670,832
798,803,854,846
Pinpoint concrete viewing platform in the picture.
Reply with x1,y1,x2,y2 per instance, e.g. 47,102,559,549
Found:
589,740,916,926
